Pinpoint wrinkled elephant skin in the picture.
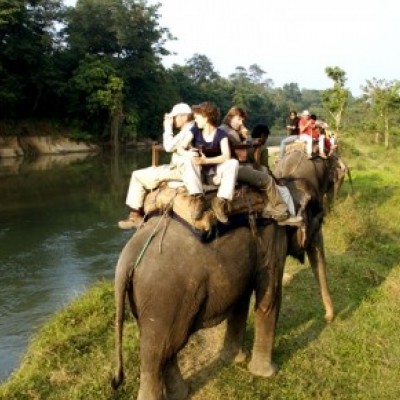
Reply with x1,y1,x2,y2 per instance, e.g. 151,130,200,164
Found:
112,217,287,400
274,151,335,323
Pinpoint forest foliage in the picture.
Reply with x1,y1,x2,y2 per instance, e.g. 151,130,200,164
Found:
1,0,399,147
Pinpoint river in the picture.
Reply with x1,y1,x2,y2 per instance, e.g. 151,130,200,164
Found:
0,150,154,382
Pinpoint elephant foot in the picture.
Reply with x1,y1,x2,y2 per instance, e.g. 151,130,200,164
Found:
248,359,278,378
282,272,293,287
166,380,189,400
325,310,334,323
165,365,189,400
220,347,248,363
167,385,189,400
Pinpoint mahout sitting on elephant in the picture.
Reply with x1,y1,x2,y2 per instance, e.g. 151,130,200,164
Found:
112,215,287,400
274,150,336,322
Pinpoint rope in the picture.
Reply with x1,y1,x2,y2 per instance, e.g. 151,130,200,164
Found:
132,213,166,271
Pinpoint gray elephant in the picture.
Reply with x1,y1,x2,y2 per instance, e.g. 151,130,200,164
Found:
274,150,335,322
112,216,287,400
328,155,352,207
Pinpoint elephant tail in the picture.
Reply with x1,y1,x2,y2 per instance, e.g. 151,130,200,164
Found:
346,165,353,193
111,257,132,390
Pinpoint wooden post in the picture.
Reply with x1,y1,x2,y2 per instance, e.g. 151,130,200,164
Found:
151,142,163,166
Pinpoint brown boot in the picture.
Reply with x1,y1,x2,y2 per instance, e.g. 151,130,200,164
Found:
118,210,144,230
211,197,228,223
277,215,303,226
190,195,205,220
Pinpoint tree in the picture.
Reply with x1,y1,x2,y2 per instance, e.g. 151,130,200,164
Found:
63,0,173,142
362,78,400,148
321,66,350,135
0,0,66,118
248,63,273,88
185,53,220,84
228,66,275,127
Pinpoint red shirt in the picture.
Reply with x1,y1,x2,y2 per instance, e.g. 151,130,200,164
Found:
299,117,313,136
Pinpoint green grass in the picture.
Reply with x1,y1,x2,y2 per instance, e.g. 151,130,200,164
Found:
1,135,400,399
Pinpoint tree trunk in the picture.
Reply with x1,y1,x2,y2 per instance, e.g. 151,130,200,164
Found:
384,114,390,149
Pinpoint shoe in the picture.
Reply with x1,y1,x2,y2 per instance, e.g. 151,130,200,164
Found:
277,215,303,226
190,195,205,220
211,197,228,223
118,210,144,229
261,209,289,221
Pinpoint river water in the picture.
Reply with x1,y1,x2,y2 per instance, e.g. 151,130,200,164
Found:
0,150,153,382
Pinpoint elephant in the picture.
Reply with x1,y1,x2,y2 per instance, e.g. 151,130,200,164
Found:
112,215,287,400
274,150,335,322
329,155,353,205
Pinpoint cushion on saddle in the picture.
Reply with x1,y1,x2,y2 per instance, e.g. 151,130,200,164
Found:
286,140,306,154
143,183,265,232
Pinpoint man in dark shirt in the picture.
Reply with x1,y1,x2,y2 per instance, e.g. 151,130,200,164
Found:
278,110,300,158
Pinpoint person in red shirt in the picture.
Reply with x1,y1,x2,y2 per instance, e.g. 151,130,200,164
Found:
298,110,314,157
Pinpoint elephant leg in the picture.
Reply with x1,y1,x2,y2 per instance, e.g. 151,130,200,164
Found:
137,370,165,400
164,355,189,400
137,342,167,400
307,231,334,322
248,268,282,378
248,305,279,377
220,294,251,363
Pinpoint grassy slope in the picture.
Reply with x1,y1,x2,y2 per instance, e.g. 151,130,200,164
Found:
1,137,400,400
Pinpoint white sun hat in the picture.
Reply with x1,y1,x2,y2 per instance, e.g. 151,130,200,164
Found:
169,103,192,117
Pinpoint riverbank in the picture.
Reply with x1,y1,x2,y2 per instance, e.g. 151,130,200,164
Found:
0,135,98,158
1,136,400,399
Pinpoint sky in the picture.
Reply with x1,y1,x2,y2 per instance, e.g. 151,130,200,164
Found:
65,0,400,96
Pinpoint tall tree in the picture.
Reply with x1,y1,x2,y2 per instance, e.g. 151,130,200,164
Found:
362,78,400,148
0,0,65,118
228,66,275,127
321,66,350,135
64,0,172,141
185,53,220,84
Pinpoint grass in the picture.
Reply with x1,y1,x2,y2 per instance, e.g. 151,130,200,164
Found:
1,135,400,399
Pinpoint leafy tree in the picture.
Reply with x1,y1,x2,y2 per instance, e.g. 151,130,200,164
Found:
282,83,302,105
0,0,66,118
228,66,275,127
362,78,400,148
67,56,117,135
248,63,273,88
321,66,350,134
270,83,303,131
63,0,172,141
185,53,220,84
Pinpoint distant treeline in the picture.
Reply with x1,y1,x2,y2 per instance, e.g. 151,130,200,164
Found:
1,0,399,146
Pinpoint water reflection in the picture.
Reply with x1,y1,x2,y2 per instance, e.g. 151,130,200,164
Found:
0,150,153,381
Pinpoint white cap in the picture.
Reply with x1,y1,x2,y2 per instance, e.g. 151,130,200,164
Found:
169,103,192,117
301,110,310,116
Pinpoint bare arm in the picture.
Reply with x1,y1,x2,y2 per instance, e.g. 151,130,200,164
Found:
193,137,231,166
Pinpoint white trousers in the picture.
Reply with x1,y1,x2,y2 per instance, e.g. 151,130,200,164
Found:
125,164,184,209
125,157,239,209
299,134,325,155
277,185,296,216
183,158,239,200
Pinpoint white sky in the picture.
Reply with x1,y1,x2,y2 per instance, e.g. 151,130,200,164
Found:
65,0,400,96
